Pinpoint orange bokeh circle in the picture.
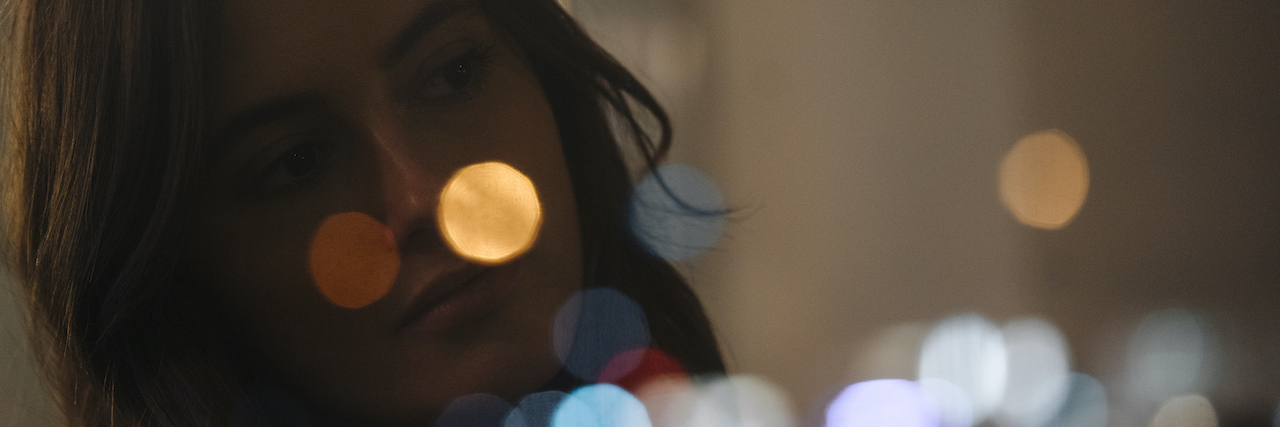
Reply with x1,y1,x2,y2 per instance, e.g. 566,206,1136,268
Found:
308,212,400,309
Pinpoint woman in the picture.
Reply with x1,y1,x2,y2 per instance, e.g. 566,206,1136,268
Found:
1,0,724,425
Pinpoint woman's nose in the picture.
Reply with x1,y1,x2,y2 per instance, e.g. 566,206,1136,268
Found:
368,131,446,253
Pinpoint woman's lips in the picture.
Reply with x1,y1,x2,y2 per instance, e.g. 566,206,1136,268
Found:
396,261,519,334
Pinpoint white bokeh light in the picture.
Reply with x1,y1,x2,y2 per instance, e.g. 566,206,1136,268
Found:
918,314,1008,424
919,378,973,427
683,375,794,427
1126,309,1217,403
634,375,697,427
997,318,1071,427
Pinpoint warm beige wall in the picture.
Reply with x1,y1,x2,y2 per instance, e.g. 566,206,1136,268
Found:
606,0,1280,424
695,0,1035,419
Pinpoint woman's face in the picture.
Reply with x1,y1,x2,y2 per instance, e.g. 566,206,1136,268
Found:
188,0,582,424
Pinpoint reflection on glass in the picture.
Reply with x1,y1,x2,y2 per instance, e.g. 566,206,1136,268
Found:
308,211,400,308
438,161,543,265
999,130,1090,230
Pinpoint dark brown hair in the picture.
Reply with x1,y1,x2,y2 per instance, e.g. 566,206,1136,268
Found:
2,0,723,425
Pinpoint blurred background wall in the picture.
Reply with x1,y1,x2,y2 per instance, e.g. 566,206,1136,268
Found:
568,0,1279,425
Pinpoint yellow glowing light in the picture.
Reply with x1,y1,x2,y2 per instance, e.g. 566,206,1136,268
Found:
309,212,400,309
438,161,542,265
999,130,1090,230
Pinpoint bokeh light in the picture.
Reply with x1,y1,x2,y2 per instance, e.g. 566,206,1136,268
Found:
437,393,515,427
308,212,399,309
634,374,697,427
1045,373,1108,427
684,375,794,427
850,322,931,381
554,288,651,382
999,130,1090,230
826,379,939,427
552,384,652,427
917,314,1008,424
600,348,688,393
1148,395,1217,427
629,164,726,261
438,161,542,265
1126,309,1216,403
997,318,1071,427
919,378,973,427
505,391,568,427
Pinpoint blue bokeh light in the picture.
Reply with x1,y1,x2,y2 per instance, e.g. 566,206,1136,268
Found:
553,288,651,382
629,164,726,262
551,384,651,427
504,391,568,427
1044,373,1107,427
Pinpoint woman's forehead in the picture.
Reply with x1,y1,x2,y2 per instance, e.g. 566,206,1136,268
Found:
214,0,481,120
219,0,435,61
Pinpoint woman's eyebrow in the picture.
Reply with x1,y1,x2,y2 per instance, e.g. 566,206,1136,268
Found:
381,0,478,69
210,93,327,162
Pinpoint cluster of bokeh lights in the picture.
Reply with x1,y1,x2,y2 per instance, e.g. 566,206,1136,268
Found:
427,301,1222,427
306,161,542,309
827,310,1221,427
296,148,1238,427
436,373,794,427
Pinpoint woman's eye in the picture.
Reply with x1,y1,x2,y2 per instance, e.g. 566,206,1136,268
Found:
256,141,332,196
414,44,496,103
281,144,320,178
